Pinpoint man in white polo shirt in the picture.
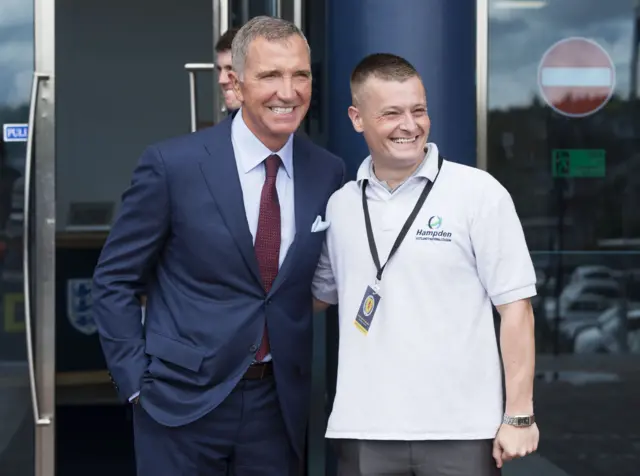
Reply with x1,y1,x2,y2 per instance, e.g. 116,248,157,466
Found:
312,53,540,475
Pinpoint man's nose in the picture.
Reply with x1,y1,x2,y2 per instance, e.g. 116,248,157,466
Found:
399,112,418,131
277,78,296,101
218,71,230,85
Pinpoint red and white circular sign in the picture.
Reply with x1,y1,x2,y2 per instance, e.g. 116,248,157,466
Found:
537,37,616,118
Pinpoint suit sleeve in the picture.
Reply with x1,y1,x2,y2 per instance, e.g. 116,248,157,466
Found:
92,146,170,401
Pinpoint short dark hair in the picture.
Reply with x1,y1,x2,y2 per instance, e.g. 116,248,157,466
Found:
215,28,240,53
350,53,420,103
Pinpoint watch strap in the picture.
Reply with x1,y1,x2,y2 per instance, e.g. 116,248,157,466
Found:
503,414,535,427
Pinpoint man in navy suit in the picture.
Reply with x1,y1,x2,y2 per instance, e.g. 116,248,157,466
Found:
92,15,344,476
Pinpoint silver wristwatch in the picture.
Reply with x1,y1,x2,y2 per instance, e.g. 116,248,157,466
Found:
503,414,535,427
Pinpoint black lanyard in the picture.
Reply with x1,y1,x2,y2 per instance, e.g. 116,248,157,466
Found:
362,154,444,283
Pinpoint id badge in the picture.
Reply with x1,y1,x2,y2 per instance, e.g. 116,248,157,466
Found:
354,285,381,335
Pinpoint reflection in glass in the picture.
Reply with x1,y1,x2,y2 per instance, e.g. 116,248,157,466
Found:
488,0,640,251
0,0,35,473
488,2,640,474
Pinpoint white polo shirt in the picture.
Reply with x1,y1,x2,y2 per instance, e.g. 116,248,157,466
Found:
312,143,537,441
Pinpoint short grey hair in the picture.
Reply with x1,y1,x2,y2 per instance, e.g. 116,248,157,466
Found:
231,16,310,80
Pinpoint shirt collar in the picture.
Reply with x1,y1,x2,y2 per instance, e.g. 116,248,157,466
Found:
356,142,440,188
231,108,294,177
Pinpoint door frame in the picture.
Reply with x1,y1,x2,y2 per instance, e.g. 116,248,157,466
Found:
475,0,489,171
29,0,56,473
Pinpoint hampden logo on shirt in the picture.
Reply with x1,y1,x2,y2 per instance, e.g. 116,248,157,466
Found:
416,215,452,242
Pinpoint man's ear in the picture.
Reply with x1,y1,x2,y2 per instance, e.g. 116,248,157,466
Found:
348,105,364,133
229,70,243,102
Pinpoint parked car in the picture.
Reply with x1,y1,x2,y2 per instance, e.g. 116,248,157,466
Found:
574,306,640,354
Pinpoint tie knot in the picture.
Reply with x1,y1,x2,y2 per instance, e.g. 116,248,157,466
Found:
265,154,281,178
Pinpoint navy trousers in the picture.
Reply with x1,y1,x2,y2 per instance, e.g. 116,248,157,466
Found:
133,376,299,476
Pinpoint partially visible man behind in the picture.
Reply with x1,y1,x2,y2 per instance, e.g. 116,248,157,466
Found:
313,53,539,475
92,15,344,476
215,27,241,112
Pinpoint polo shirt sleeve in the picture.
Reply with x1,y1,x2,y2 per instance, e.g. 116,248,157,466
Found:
312,239,338,305
470,183,537,306
312,195,339,305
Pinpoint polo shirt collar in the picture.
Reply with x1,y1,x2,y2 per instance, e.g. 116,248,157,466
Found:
356,142,440,187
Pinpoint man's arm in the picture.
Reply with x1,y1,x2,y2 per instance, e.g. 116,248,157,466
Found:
496,299,535,415
92,146,170,402
470,181,539,467
312,238,338,312
311,188,339,312
493,298,538,467
311,158,343,314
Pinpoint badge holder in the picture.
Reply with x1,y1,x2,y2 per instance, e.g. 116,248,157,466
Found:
354,280,381,335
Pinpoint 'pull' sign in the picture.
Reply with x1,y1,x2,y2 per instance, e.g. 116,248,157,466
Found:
3,124,29,142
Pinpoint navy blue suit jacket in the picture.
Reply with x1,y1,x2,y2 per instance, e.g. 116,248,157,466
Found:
92,115,345,456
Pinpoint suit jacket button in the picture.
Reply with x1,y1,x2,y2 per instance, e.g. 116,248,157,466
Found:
250,344,258,352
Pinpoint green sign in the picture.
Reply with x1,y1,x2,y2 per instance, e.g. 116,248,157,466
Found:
552,149,606,178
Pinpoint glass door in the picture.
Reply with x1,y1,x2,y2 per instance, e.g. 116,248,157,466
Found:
0,0,56,474
483,0,640,474
54,0,215,472
187,0,303,131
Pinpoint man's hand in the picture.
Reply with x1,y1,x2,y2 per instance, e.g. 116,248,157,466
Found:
492,423,539,468
313,297,331,314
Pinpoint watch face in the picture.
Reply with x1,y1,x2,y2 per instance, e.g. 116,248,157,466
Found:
517,416,530,426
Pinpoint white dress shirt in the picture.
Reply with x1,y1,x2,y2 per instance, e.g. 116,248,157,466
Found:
231,108,296,267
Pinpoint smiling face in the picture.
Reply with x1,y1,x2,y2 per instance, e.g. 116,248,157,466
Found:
348,75,430,169
230,35,312,151
216,50,241,111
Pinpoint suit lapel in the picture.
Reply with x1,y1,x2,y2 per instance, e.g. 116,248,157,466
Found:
269,136,320,296
199,116,262,287
199,123,322,295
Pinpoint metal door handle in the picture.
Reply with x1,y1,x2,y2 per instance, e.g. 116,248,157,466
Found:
23,71,52,427
186,0,230,131
210,0,229,127
185,63,215,133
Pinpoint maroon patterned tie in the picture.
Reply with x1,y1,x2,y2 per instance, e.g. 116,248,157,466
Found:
254,154,281,361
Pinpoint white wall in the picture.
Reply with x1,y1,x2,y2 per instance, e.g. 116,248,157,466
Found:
56,0,214,230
